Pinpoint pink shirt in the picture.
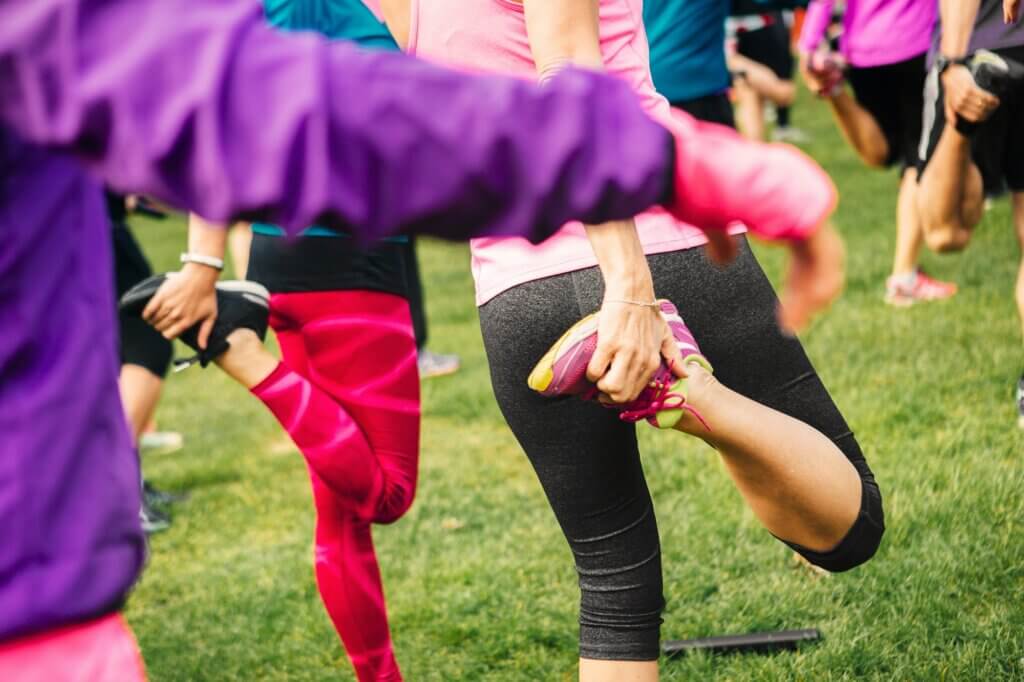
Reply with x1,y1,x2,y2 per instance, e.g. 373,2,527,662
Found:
409,0,730,304
798,0,936,68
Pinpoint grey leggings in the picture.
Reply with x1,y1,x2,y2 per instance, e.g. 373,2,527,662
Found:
478,240,884,661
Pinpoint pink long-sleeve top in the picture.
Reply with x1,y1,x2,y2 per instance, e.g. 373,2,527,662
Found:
798,0,937,68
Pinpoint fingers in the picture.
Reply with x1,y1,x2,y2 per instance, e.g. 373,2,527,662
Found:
161,317,194,341
586,342,613,385
596,349,656,403
660,329,686,379
704,231,738,265
1006,0,1020,23
141,283,171,322
950,84,1000,122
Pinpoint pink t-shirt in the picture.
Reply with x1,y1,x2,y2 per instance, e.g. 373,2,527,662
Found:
409,0,730,304
798,0,936,68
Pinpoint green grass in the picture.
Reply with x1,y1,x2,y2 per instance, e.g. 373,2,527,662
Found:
126,89,1024,681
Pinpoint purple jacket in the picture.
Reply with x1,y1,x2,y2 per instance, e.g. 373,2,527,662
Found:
0,0,674,640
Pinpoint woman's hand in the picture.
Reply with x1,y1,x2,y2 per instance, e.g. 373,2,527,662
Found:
1006,0,1020,24
142,264,219,348
587,298,683,403
777,222,845,333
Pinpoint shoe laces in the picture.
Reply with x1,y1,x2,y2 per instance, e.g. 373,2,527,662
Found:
585,376,710,431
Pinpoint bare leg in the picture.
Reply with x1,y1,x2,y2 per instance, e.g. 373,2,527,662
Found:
579,659,658,682
1014,193,1024,343
118,364,163,443
673,363,861,552
227,222,253,279
733,78,767,141
824,90,889,167
917,124,984,252
892,168,924,276
729,54,796,107
212,329,279,389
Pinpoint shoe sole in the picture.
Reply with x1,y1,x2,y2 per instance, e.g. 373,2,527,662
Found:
120,274,270,313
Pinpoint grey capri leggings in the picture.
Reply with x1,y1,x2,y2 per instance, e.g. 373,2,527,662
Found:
478,239,884,661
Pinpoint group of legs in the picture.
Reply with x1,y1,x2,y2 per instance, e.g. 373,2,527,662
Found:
727,12,800,143
802,7,1024,422
122,3,887,682
914,45,1024,423
801,49,959,306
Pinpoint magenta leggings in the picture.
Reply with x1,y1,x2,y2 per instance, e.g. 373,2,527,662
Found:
250,290,420,682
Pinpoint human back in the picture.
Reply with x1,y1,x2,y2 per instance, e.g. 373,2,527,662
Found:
408,0,714,304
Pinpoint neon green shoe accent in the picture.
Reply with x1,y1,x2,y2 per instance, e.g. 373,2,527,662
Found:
651,355,713,430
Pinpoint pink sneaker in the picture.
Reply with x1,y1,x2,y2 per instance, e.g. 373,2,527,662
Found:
884,269,957,306
527,300,713,429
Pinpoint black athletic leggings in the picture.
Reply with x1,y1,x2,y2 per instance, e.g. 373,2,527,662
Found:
479,241,884,661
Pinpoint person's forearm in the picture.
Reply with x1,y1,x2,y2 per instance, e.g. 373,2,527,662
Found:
523,0,654,292
188,215,229,261
585,221,656,298
939,0,981,57
796,0,834,54
0,0,672,245
523,0,603,78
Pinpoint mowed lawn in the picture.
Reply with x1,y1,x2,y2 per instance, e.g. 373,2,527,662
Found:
125,89,1024,681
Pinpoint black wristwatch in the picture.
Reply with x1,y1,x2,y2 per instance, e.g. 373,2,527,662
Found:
934,55,969,76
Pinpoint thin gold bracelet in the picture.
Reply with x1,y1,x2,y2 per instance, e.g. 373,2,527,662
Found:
603,298,660,310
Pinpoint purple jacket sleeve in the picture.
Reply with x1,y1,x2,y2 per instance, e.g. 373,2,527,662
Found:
0,0,673,243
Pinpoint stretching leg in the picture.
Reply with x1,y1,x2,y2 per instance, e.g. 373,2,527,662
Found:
917,126,985,252
214,291,419,681
649,245,884,570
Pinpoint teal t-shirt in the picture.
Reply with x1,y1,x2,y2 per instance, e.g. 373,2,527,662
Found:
643,0,730,104
254,0,402,238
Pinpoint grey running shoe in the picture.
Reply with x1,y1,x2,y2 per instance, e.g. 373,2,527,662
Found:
771,126,811,144
140,496,171,535
139,430,184,455
417,349,460,379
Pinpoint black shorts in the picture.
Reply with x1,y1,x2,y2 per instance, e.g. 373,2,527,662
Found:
671,92,736,129
846,53,927,170
735,17,794,80
247,232,410,299
112,220,173,378
917,46,1024,194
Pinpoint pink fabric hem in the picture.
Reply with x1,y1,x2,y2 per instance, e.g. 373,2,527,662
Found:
0,614,146,682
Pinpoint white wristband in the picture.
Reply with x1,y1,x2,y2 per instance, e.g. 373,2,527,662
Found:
180,253,224,271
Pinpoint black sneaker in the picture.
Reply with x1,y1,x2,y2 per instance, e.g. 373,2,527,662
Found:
140,496,171,535
1016,375,1024,430
143,479,190,507
120,274,270,370
955,49,1024,135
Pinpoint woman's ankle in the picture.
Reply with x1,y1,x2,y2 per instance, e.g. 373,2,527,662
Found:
671,360,718,435
213,329,278,388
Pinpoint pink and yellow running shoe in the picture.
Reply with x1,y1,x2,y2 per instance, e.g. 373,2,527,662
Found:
527,300,713,429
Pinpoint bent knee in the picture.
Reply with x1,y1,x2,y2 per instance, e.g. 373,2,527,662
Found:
923,223,971,253
794,481,885,573
372,483,416,524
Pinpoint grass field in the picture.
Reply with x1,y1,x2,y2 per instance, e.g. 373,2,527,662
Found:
125,90,1024,681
